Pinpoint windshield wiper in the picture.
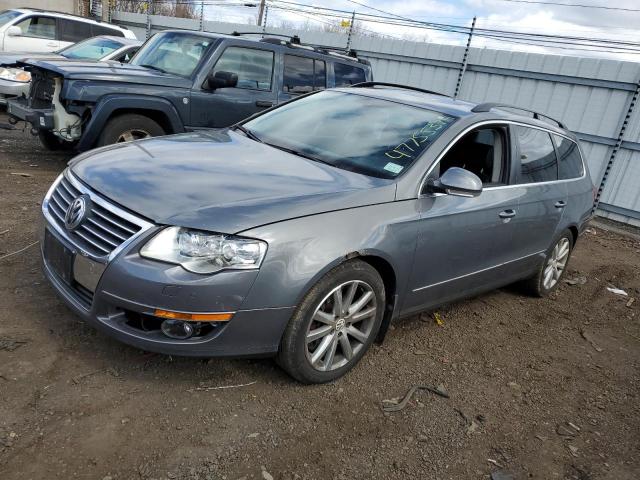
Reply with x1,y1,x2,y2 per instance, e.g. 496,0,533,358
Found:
263,142,333,167
140,64,167,73
233,124,263,143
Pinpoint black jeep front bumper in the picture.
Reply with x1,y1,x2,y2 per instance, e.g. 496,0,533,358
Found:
6,97,54,130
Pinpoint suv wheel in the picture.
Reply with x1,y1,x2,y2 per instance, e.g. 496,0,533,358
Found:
98,114,165,146
38,131,76,151
278,260,385,384
524,229,574,297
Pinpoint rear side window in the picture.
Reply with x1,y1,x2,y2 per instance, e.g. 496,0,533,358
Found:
553,135,584,180
92,24,125,37
334,63,366,86
59,19,91,42
213,47,274,91
15,16,56,39
515,126,557,183
283,55,326,93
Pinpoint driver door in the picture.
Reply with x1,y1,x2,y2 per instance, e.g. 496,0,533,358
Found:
189,45,277,128
4,15,59,52
403,124,521,314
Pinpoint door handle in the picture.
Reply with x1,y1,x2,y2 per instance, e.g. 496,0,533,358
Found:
255,100,273,108
555,200,567,208
499,209,516,219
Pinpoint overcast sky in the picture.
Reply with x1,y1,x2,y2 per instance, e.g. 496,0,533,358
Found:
208,0,640,61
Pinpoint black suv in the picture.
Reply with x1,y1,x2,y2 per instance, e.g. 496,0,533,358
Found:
7,30,372,151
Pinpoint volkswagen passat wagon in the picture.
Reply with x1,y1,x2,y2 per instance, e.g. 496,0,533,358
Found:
41,83,593,383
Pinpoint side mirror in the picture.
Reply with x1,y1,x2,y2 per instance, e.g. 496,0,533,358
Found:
6,26,22,37
206,70,238,90
428,167,483,197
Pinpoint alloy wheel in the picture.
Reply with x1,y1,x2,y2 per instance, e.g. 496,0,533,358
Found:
305,280,378,372
116,129,152,143
543,237,570,289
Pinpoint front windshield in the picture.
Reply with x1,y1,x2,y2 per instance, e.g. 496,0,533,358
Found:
244,91,456,179
60,37,124,60
0,10,21,28
130,32,212,77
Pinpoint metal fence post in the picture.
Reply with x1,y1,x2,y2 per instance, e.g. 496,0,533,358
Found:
454,16,476,99
346,11,356,51
261,5,269,37
145,0,151,39
593,81,640,213
200,1,204,31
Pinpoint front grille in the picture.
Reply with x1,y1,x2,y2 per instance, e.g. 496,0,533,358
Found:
28,69,55,109
47,175,143,258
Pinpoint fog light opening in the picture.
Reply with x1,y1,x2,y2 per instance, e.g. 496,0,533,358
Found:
161,319,195,340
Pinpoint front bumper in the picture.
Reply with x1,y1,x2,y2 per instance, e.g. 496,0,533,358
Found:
6,96,54,129
0,79,29,105
40,172,294,358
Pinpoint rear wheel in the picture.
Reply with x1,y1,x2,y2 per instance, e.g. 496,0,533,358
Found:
277,260,385,384
97,113,165,147
523,230,574,296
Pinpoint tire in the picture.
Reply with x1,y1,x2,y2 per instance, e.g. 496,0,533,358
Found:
523,229,574,297
277,259,385,384
38,131,76,151
97,113,165,147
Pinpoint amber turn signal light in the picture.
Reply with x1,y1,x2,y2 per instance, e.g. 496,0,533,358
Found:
153,309,233,322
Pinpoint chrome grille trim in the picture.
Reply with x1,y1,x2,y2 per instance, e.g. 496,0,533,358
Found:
42,170,155,263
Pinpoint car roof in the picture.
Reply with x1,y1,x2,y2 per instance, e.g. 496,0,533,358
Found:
336,85,575,138
155,29,368,66
10,8,128,30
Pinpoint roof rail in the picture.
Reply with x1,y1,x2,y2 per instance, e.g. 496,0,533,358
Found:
350,82,448,97
471,102,565,129
230,31,367,64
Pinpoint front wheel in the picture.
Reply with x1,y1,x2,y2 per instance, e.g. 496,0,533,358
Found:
523,230,574,296
97,113,165,147
278,260,385,384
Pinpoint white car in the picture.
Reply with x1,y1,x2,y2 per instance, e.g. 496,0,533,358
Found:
0,8,135,53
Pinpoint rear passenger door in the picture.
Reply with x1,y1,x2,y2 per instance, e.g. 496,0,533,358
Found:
509,125,567,272
189,45,277,128
278,54,326,104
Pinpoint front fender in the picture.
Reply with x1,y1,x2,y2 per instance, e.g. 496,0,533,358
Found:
77,95,186,151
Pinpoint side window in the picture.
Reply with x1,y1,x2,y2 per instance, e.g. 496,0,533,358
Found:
334,63,366,87
92,25,125,37
15,16,56,39
59,19,91,43
553,135,584,180
435,127,508,186
283,55,326,93
212,47,274,91
515,126,557,183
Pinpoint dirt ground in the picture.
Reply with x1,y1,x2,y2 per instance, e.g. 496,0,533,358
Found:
1,120,639,480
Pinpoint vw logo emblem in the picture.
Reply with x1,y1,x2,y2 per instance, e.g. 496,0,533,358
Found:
64,196,89,230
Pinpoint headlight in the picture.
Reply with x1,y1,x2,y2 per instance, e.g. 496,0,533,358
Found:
140,226,267,274
0,67,31,83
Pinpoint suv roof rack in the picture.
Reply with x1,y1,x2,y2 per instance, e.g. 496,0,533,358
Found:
350,82,448,97
230,31,368,65
471,102,565,129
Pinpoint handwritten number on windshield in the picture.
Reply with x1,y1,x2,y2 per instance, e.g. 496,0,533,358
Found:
385,118,449,160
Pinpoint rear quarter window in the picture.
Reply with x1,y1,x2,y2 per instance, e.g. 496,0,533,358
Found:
334,63,366,87
553,135,584,180
92,24,125,37
515,125,558,184
58,19,91,42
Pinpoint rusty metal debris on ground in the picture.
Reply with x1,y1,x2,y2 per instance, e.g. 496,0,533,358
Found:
606,287,628,296
9,172,32,177
382,384,449,412
580,329,604,352
627,298,635,308
565,276,587,285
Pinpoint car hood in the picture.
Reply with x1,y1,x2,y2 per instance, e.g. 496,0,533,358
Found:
20,60,191,88
0,52,64,66
70,130,396,233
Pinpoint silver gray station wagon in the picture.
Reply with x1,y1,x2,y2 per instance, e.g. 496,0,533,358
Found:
41,83,594,383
